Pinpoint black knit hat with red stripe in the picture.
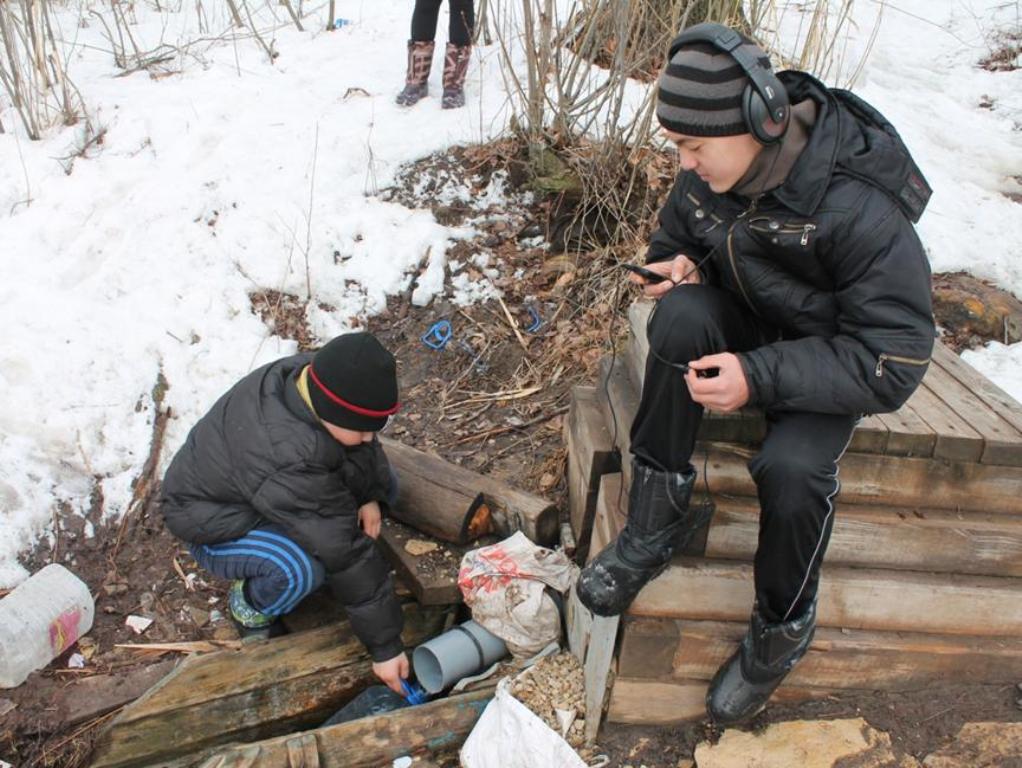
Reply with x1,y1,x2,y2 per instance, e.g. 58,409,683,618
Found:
656,29,771,137
309,332,399,432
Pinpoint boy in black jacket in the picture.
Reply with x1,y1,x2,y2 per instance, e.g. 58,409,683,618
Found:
161,332,408,693
577,23,934,724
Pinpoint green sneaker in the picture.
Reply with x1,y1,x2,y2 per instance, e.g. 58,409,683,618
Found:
228,580,285,640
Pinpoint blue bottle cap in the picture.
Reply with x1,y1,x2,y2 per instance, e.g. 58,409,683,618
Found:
400,679,428,705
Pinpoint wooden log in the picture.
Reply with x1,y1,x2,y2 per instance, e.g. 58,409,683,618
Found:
607,678,830,725
617,618,1022,689
382,438,559,545
377,518,466,605
566,386,620,563
627,558,1022,637
89,606,448,768
179,690,492,768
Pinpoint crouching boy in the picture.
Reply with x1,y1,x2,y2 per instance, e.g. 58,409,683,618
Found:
160,332,408,692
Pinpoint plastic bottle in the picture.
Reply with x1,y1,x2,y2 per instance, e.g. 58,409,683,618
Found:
0,564,95,688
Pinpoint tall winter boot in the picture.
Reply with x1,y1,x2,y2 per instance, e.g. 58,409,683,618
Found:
577,459,698,617
396,40,435,107
441,42,472,109
706,601,817,725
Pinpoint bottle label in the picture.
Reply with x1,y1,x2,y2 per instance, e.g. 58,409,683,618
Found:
49,608,82,655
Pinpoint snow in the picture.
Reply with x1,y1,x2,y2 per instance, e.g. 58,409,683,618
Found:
1,0,1021,586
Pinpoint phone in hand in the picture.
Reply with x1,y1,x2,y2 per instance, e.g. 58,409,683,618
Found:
620,263,670,284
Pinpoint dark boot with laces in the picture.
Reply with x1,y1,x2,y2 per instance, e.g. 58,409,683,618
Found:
706,600,817,726
396,40,435,107
441,42,471,109
577,459,699,617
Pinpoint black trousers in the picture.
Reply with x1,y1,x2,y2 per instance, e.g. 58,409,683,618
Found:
411,0,475,46
630,285,858,625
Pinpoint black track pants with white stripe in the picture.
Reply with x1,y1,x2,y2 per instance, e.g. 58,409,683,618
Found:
629,284,858,625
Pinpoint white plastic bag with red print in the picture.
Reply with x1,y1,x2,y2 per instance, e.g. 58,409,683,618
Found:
458,531,578,658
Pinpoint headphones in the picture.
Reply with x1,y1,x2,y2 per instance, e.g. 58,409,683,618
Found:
668,23,789,145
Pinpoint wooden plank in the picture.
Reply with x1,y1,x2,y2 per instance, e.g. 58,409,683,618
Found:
377,519,466,605
906,370,985,463
849,413,890,455
90,607,448,768
874,398,935,458
702,497,1022,577
627,558,1022,637
184,690,491,768
583,614,620,745
696,440,1022,515
618,617,1022,689
567,582,594,662
933,342,1022,436
607,678,829,725
923,355,1022,466
599,354,1022,515
382,438,559,545
566,386,621,563
596,356,640,491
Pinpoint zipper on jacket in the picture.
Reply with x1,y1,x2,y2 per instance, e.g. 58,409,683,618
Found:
747,217,817,246
800,223,816,246
875,352,931,378
727,205,759,315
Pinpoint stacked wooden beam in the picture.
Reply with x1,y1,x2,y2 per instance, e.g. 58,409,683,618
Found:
566,300,1022,726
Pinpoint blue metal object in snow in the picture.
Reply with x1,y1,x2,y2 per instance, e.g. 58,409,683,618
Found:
523,304,543,334
421,320,452,350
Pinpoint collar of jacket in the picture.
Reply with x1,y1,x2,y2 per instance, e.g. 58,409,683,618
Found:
284,354,321,426
740,70,841,218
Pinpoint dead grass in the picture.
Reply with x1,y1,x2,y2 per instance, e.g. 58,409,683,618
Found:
980,31,1021,72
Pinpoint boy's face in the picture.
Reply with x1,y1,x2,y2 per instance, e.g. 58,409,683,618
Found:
323,422,375,447
663,129,763,193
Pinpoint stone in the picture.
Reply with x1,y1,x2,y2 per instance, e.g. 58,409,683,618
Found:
188,607,211,627
405,539,439,556
922,722,1022,767
693,718,920,768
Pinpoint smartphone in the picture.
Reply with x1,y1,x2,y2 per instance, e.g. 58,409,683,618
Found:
620,263,669,284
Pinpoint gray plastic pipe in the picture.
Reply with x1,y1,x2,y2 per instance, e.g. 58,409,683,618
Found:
412,620,508,693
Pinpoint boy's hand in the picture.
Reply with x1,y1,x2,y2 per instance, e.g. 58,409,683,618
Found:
358,501,382,539
631,254,701,299
372,652,409,695
685,353,749,412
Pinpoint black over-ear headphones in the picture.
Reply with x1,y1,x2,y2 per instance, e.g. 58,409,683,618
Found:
668,23,789,145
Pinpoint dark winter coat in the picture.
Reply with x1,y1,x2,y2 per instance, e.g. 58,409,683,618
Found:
160,353,403,661
648,71,935,415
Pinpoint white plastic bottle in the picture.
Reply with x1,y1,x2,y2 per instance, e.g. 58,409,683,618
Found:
0,564,95,688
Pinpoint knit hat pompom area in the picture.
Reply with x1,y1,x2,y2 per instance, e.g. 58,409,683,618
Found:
308,332,400,432
656,32,773,138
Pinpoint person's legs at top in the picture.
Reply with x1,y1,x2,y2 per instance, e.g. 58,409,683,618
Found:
707,409,858,724
397,0,442,106
190,524,326,640
442,0,475,108
578,285,766,616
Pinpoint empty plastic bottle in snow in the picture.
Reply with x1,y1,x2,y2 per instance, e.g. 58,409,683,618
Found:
0,564,95,688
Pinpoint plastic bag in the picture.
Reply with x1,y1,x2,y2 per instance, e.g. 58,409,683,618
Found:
460,675,587,768
458,532,578,657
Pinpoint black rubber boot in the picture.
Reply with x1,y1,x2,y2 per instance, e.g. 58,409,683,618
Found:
706,601,817,726
577,459,698,617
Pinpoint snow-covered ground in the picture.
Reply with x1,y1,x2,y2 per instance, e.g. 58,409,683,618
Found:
1,0,1020,586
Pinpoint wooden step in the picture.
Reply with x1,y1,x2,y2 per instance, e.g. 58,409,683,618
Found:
628,557,1022,637
607,678,829,726
565,386,620,563
617,617,1022,690
626,300,1022,466
591,474,1022,636
597,354,1022,515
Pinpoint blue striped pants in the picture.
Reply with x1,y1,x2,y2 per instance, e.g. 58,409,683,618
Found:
190,526,326,617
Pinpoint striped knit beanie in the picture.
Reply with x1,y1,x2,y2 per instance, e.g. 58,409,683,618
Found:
309,332,399,432
656,26,773,137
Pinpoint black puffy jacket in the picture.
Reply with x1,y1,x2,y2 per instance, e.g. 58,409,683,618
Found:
648,71,935,415
160,353,403,661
